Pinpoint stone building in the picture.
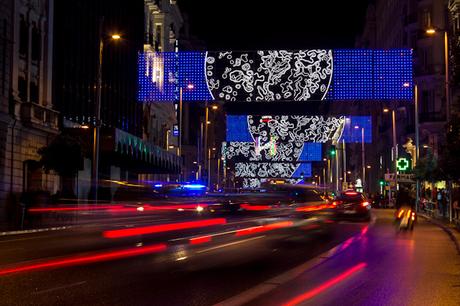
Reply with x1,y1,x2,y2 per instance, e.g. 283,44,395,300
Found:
0,0,58,224
355,0,459,192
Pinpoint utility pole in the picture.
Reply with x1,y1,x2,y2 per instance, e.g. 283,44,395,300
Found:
92,17,104,203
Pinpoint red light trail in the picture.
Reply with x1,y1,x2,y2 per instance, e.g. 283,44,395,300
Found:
235,221,293,236
103,218,227,238
282,262,367,306
0,244,167,277
189,235,212,245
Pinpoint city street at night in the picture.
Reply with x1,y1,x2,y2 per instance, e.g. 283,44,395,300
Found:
0,209,459,305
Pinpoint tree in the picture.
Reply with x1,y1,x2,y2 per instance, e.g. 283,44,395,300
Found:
440,118,460,181
413,149,442,182
38,134,83,198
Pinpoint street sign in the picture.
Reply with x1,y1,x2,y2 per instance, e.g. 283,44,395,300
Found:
385,173,415,183
396,157,411,171
173,124,179,137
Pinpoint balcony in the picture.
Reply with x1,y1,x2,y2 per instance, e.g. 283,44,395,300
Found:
20,102,59,132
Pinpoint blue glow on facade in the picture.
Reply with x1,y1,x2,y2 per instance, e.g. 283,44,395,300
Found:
138,49,413,102
137,52,212,102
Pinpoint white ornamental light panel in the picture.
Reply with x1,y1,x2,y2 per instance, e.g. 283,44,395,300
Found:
225,115,346,188
206,50,333,102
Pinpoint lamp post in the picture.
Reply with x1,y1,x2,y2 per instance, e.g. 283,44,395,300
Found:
414,85,420,212
426,27,450,120
91,16,121,202
353,125,366,193
203,104,218,188
426,27,453,221
177,83,194,182
383,107,398,206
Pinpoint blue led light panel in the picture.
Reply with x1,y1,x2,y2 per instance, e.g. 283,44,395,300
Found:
341,116,372,143
226,115,253,142
137,52,213,102
138,49,413,102
292,163,312,178
299,143,322,161
327,49,413,100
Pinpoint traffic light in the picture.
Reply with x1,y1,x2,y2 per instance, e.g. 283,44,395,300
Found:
329,145,336,157
379,179,385,186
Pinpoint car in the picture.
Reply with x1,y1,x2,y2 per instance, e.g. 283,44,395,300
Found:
333,190,371,221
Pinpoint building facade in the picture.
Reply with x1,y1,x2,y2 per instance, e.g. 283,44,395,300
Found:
52,0,180,200
355,0,458,193
0,0,59,225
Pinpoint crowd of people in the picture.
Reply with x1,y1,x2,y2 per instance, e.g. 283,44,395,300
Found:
369,185,459,220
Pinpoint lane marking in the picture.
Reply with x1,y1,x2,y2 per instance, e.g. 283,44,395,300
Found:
197,236,265,254
33,281,87,295
214,222,375,306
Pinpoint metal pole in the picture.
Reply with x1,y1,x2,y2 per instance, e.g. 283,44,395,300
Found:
204,104,209,187
444,32,453,222
199,122,204,180
207,148,211,190
415,85,420,212
323,166,326,195
178,87,183,181
217,157,220,190
335,149,339,192
343,139,347,188
444,31,450,121
361,127,365,194
92,17,104,203
392,109,398,206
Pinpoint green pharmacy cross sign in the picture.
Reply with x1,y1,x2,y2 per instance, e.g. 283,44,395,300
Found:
396,157,411,171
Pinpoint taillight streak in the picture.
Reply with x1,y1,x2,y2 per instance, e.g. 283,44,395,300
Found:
235,221,293,236
296,204,332,212
189,235,212,245
240,204,271,211
103,218,227,238
0,244,167,277
282,262,367,306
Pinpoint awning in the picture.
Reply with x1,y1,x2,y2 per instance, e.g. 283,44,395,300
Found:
64,127,181,174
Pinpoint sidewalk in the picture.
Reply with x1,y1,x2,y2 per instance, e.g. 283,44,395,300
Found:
418,212,460,255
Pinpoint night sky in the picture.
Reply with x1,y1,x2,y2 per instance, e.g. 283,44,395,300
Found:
178,0,371,50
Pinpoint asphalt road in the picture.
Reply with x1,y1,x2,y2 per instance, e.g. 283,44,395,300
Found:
0,210,459,306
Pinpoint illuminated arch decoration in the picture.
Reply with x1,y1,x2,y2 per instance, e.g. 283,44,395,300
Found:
206,50,333,102
225,115,373,188
137,49,413,102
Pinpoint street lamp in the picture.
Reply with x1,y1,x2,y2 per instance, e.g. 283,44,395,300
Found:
354,125,366,193
178,83,194,181
425,27,451,120
92,16,121,202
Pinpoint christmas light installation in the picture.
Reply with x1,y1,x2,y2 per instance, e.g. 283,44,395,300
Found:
137,49,413,102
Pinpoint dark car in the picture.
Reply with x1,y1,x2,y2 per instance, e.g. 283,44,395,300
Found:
333,190,371,221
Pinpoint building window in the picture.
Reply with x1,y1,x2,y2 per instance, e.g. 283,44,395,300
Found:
421,8,432,28
19,15,28,57
18,76,27,102
31,23,41,62
155,25,162,52
30,82,38,103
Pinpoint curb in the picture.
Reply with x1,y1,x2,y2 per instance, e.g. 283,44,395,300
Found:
419,213,460,255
